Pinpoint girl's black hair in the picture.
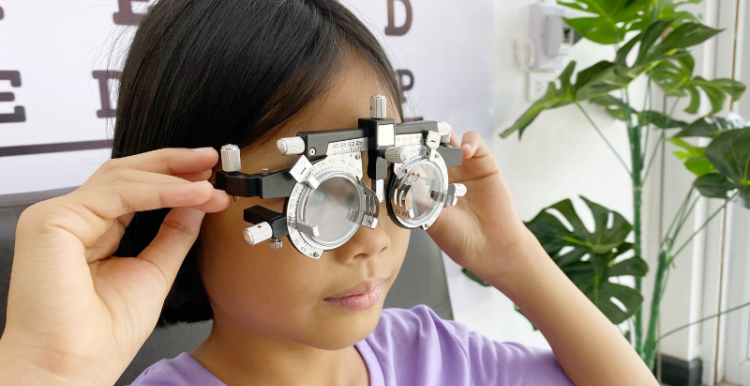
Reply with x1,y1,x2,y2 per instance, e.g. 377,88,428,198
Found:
111,0,403,327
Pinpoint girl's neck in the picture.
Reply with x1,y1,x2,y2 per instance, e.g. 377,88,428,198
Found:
190,311,369,386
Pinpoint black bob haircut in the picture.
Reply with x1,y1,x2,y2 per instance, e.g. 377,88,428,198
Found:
111,0,404,327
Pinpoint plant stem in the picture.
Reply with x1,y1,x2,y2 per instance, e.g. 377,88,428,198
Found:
643,99,680,182
642,192,738,368
621,86,644,354
576,101,632,174
643,135,664,182
658,301,750,343
643,249,668,368
671,193,738,261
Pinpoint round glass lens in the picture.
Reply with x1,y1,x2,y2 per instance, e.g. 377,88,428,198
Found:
302,176,361,245
403,161,442,220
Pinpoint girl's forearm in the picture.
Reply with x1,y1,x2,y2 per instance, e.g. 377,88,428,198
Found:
484,236,658,386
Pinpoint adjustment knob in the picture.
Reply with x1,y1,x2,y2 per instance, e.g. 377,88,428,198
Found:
243,222,273,246
437,122,452,144
221,144,241,172
384,146,408,163
449,183,467,197
269,239,283,250
370,94,387,119
276,137,306,155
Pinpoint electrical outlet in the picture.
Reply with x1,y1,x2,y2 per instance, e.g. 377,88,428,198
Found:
527,71,559,102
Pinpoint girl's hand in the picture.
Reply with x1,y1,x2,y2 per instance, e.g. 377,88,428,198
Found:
0,148,230,386
427,131,537,282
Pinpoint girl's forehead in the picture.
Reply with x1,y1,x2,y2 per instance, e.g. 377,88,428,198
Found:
240,59,399,172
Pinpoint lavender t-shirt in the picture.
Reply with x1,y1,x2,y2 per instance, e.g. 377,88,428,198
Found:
129,305,573,385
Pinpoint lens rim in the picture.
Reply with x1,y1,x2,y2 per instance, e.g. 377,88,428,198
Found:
297,170,365,248
284,153,366,258
386,155,449,229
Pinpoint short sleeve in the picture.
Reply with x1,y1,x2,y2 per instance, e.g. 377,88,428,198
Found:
362,305,574,386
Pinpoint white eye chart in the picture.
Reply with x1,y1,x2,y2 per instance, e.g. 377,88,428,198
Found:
0,0,492,195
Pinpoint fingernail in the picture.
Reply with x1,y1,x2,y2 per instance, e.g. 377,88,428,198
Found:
193,147,213,151
214,189,226,194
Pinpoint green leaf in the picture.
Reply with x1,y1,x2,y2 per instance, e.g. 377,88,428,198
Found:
679,77,746,114
630,0,703,32
652,23,722,59
594,282,644,324
574,61,633,101
610,256,649,277
640,110,688,128
589,95,687,129
590,95,631,121
636,20,673,63
704,127,750,184
685,85,702,113
514,306,538,331
462,268,491,287
741,187,750,210
500,61,576,139
501,21,731,140
674,116,746,138
668,137,715,176
694,173,736,198
654,61,745,114
684,157,715,176
558,0,653,45
524,196,645,325
653,53,695,96
668,137,704,157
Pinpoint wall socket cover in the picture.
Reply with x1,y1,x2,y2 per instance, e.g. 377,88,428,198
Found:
527,71,559,102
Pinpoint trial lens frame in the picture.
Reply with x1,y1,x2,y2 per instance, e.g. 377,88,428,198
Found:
213,95,467,259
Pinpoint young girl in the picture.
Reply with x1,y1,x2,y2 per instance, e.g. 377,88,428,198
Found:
0,0,657,385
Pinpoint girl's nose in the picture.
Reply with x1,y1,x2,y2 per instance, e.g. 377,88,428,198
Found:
332,211,392,264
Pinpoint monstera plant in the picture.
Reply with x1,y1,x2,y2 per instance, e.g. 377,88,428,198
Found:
465,0,750,372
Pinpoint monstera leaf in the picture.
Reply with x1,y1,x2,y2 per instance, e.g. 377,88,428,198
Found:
524,196,647,324
674,114,749,138
558,0,652,45
629,0,704,32
652,44,744,114
589,95,688,129
501,21,721,139
668,138,715,177
694,128,750,207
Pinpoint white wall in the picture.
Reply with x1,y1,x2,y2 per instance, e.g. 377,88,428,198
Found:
454,0,640,348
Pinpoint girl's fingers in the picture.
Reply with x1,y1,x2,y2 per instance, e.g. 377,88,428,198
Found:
78,180,216,222
191,189,230,213
174,169,213,182
102,147,218,177
461,131,490,160
448,128,461,147
93,168,212,188
137,207,206,295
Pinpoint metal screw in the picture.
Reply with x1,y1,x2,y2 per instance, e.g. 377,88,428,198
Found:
435,154,440,158
262,168,269,176
313,252,320,258
309,148,317,156
355,154,361,160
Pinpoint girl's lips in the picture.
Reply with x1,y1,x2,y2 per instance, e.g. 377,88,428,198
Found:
324,286,382,310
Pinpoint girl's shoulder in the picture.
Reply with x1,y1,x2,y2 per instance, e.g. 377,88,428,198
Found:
358,305,574,386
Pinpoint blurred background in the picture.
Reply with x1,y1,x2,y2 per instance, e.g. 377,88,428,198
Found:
2,1,750,386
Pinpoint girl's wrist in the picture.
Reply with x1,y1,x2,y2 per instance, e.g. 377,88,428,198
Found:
0,339,84,386
480,231,558,300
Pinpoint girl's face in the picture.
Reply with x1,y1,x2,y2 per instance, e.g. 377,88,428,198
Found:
199,57,411,350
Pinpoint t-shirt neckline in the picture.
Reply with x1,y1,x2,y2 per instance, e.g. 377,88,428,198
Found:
178,339,385,386
355,338,385,386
